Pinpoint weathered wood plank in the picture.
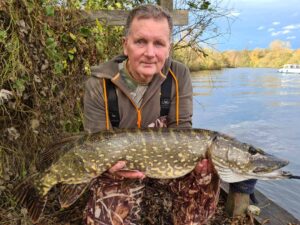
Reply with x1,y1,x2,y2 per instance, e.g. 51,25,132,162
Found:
82,10,188,26
158,0,173,11
221,182,300,225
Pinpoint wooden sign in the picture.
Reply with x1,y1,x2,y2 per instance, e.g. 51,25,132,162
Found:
83,0,189,26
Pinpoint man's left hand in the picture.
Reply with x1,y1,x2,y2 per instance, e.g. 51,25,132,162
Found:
193,159,214,185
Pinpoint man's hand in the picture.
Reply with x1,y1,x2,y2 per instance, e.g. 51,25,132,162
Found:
108,161,146,179
194,159,213,174
193,159,213,185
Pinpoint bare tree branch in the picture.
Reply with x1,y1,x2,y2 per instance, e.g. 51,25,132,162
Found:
172,0,236,52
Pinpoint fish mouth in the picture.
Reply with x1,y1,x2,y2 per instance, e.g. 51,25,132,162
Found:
250,154,289,174
228,155,291,181
248,169,293,180
245,154,291,180
212,155,291,182
229,167,294,182
252,161,289,173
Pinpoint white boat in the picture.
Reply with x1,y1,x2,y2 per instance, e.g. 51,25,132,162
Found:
278,64,300,74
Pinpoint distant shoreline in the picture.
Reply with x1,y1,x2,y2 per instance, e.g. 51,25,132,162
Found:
174,40,300,72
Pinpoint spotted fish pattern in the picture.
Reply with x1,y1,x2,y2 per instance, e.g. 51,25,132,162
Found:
14,128,293,223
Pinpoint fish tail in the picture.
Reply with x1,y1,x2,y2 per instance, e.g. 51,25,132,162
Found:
14,180,47,223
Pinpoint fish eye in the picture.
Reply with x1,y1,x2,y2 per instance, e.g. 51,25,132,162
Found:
248,146,257,155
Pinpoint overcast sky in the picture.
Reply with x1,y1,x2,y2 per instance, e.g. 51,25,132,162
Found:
216,0,300,51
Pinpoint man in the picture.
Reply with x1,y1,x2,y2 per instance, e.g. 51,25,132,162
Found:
83,4,254,225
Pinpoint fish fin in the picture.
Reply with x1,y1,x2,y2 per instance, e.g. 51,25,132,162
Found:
216,167,250,183
36,133,87,171
59,183,89,208
14,179,47,223
27,195,47,223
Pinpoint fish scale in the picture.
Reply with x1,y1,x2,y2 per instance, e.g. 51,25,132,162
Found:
38,129,205,196
14,128,296,223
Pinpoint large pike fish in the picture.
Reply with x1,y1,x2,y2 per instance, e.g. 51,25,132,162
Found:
14,128,298,223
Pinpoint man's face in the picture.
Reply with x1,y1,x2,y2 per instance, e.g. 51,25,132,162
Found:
123,17,171,83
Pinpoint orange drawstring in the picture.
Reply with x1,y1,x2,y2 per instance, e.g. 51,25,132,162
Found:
168,69,179,126
137,109,142,128
102,79,110,130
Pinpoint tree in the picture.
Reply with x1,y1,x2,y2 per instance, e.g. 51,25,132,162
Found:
269,39,291,50
288,49,300,64
171,0,235,55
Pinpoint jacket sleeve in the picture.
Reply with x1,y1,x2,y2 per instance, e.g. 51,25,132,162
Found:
83,77,111,133
168,62,193,128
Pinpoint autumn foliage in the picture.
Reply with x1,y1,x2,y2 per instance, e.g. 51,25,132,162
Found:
174,40,300,71
0,0,139,223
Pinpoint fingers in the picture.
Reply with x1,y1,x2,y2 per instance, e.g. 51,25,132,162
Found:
194,159,213,185
108,161,145,179
194,159,213,175
108,161,127,173
114,170,146,179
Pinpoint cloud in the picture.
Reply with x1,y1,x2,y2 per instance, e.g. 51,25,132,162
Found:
282,30,290,34
286,36,296,40
283,24,300,30
228,10,241,17
271,31,281,36
269,23,300,37
272,21,280,26
257,26,264,30
271,30,292,36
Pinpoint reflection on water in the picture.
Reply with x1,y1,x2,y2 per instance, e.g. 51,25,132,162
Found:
269,101,300,107
191,68,300,219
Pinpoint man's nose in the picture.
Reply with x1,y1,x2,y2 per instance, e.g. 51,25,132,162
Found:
144,44,155,57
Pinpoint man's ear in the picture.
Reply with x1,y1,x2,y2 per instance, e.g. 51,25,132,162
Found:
122,37,128,55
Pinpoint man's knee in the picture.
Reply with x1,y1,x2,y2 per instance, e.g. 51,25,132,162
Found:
84,177,144,225
225,179,257,216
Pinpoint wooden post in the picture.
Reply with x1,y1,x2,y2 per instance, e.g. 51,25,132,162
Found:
82,0,188,27
225,191,250,216
83,10,188,26
158,0,173,12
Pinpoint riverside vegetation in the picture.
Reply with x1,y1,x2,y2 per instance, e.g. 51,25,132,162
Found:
0,0,141,223
174,40,300,71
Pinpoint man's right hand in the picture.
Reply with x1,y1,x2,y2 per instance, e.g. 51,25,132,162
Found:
108,160,146,179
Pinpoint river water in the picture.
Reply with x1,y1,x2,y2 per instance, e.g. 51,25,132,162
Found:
191,67,300,219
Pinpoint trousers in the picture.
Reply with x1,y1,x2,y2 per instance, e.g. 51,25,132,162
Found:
84,168,220,225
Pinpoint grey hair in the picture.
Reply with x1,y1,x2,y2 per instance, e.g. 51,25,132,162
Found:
124,4,173,39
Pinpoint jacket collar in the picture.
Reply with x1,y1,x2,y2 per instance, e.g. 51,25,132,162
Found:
91,55,172,108
92,55,171,108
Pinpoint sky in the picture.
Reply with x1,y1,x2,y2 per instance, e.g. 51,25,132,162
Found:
216,0,300,51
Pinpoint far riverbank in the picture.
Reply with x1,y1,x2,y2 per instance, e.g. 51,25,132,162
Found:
174,40,300,72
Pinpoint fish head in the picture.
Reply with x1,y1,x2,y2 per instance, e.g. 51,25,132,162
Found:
210,134,290,183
